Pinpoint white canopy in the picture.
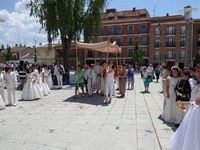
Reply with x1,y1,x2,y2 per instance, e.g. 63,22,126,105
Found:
76,40,121,53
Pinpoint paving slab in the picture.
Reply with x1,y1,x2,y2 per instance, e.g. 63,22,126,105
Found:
0,74,175,150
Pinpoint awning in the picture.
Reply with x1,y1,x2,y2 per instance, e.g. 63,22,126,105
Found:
76,40,121,53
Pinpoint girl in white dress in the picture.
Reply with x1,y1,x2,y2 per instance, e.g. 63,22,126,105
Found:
162,66,180,123
0,67,5,109
38,65,50,96
44,66,53,90
170,64,200,150
21,67,43,100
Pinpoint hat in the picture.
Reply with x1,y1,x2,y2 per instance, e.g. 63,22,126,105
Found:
176,101,186,112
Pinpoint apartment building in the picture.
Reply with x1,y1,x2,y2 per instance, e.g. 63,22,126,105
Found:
90,8,150,66
193,19,200,66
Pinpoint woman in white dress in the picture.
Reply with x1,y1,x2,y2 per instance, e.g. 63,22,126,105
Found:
103,61,114,104
44,66,53,90
21,67,43,100
162,66,180,123
38,65,50,96
170,64,200,150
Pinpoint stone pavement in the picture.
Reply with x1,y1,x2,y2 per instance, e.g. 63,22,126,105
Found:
0,74,176,150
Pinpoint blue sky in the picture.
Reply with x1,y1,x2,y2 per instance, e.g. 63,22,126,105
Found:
0,0,199,47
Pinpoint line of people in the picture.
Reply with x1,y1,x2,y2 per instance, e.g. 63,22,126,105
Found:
73,60,135,104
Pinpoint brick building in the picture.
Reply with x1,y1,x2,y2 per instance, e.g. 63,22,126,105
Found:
90,8,150,66
193,19,200,66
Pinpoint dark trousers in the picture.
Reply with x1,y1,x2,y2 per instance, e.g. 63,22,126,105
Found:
155,73,160,82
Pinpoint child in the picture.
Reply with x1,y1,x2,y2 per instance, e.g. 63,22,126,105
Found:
4,66,18,106
162,66,180,123
21,66,43,100
174,70,191,127
74,65,84,98
142,66,150,92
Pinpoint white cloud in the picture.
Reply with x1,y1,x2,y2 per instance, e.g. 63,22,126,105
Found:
0,0,47,47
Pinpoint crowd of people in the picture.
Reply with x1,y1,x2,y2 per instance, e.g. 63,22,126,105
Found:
0,60,70,110
73,60,135,104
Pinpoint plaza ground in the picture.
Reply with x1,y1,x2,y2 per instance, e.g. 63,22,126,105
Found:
0,74,176,150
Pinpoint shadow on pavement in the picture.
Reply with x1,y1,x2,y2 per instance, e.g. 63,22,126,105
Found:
158,115,177,132
63,93,107,106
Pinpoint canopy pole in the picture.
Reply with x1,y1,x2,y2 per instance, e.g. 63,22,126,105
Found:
116,53,118,67
84,48,86,65
107,38,110,64
76,41,79,97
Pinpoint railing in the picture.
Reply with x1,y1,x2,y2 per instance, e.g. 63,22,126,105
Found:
154,43,161,48
166,42,176,47
165,54,175,59
116,30,122,35
128,29,134,34
128,42,134,46
139,30,147,34
108,31,114,35
166,30,176,35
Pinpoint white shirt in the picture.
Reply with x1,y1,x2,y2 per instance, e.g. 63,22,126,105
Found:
189,78,198,101
106,67,114,80
85,69,96,82
94,65,103,76
4,72,17,88
0,72,4,87
147,66,153,73
54,64,65,75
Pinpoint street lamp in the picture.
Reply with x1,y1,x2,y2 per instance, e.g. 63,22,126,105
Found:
158,17,161,65
179,6,198,67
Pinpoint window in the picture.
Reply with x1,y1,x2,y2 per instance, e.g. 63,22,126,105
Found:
155,51,160,60
166,26,175,35
181,26,186,34
140,37,146,45
128,37,134,45
109,53,114,57
155,39,160,47
116,26,122,35
99,28,103,36
166,38,175,47
139,25,147,33
46,51,50,56
110,38,114,43
108,27,114,35
181,50,185,59
128,49,133,57
117,38,122,46
166,50,174,59
87,50,93,57
155,27,161,35
142,48,147,56
180,38,185,47
128,26,134,34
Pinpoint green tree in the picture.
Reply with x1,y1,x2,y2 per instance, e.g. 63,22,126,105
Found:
1,44,5,50
3,46,13,62
34,46,37,63
27,0,107,67
132,40,144,68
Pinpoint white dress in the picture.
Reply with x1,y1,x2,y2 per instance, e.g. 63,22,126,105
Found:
46,70,53,89
162,76,180,123
170,105,200,150
21,73,43,100
0,95,5,110
39,69,50,96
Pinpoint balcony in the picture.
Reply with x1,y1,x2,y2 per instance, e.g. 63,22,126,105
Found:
139,30,147,34
116,30,122,35
108,31,114,35
166,43,176,47
128,29,134,34
117,42,122,46
154,43,161,48
180,42,185,47
128,41,134,46
166,30,176,35
165,54,175,59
